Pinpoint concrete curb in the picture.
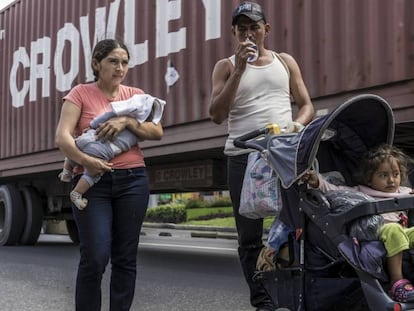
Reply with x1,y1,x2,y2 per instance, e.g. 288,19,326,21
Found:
142,222,239,239
142,222,237,233
142,222,268,240
190,231,239,240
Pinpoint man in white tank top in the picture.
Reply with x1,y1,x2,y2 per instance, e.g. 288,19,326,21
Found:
209,2,315,310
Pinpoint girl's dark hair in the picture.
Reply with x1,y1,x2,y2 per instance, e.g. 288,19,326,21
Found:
356,143,409,185
91,39,130,81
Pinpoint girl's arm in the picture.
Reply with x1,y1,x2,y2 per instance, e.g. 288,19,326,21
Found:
302,171,354,193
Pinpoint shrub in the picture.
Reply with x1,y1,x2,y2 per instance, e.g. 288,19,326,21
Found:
186,206,233,221
185,199,207,209
194,212,233,220
185,197,232,209
145,204,186,223
209,197,232,207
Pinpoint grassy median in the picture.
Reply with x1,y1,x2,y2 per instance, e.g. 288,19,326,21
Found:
185,214,274,230
146,200,274,230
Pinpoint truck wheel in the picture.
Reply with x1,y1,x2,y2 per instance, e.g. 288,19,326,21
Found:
20,186,44,245
66,219,79,244
0,185,25,246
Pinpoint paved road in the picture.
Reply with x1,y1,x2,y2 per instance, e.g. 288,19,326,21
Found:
0,231,255,311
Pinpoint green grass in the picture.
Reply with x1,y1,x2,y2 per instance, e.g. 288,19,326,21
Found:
184,214,274,230
186,216,236,227
148,203,275,230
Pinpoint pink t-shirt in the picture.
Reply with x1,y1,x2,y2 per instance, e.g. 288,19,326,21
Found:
63,82,146,170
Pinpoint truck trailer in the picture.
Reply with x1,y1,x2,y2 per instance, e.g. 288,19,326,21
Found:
1,0,413,246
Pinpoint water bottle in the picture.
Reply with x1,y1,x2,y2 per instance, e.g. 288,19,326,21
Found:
246,38,258,63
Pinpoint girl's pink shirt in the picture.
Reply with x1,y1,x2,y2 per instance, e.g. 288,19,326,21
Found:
63,82,146,170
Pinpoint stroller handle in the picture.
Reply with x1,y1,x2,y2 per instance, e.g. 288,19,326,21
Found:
233,124,281,150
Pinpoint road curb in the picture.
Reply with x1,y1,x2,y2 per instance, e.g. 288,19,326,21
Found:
190,231,239,240
143,222,268,241
143,222,237,233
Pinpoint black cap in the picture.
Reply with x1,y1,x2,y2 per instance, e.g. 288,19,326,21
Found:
231,2,266,26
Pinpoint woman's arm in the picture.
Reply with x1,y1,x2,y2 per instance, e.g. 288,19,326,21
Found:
55,100,113,176
126,118,163,140
94,115,163,141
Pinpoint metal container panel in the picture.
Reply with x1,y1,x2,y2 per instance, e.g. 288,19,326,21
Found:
265,0,414,97
1,0,413,167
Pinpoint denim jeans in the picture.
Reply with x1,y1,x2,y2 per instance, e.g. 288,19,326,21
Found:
267,218,293,252
72,168,149,311
228,154,276,309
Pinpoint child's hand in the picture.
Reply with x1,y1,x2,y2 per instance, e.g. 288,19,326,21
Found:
301,171,319,188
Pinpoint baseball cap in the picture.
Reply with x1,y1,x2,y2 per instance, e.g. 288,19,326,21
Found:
231,2,266,25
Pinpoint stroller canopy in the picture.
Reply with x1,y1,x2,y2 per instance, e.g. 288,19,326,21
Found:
265,94,395,188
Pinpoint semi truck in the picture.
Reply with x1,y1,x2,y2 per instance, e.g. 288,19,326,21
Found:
1,0,413,246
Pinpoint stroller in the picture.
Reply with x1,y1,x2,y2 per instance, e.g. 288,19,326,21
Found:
233,94,414,311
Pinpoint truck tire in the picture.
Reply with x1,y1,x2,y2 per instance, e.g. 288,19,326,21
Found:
0,184,25,246
20,186,44,245
66,219,79,244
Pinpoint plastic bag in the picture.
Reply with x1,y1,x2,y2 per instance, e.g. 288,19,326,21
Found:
239,151,282,219
324,190,383,241
325,190,373,214
348,214,384,241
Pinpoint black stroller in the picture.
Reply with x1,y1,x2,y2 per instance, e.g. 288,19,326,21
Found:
234,94,414,311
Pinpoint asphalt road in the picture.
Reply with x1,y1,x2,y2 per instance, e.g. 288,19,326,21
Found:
0,230,254,311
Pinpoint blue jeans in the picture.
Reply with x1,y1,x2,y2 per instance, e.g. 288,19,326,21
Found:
227,154,275,309
72,168,149,311
267,218,293,252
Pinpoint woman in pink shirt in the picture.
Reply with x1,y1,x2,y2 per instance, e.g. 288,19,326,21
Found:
55,39,163,311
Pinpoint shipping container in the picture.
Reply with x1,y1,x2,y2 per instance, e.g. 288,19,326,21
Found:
0,0,413,245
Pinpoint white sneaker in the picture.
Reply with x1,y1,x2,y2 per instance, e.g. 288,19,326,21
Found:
58,168,72,182
70,191,88,210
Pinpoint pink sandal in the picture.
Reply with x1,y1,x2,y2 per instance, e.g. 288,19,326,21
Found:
389,279,414,302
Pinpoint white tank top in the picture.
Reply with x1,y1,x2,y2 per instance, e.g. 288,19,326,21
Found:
224,52,292,156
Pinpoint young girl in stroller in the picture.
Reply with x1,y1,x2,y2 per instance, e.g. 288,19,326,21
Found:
302,143,414,303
